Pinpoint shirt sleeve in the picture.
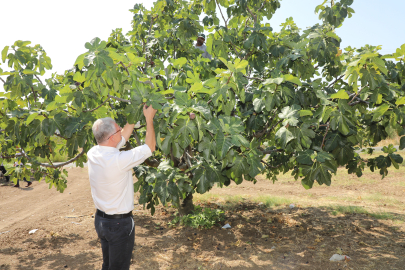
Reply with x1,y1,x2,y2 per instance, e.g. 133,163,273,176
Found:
117,144,153,171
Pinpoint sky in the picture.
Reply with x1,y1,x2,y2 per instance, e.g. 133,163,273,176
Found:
1,0,404,86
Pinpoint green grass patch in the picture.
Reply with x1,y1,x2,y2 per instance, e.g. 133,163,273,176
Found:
327,205,404,222
362,192,401,205
168,206,225,229
251,195,293,207
323,196,356,202
194,194,247,209
328,205,369,216
194,193,293,209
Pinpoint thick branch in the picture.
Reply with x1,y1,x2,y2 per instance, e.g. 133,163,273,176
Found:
133,130,141,145
30,149,86,168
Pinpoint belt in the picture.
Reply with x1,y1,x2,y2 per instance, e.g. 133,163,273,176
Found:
96,209,133,219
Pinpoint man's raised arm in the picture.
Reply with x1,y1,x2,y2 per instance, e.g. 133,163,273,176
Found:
143,104,157,152
121,123,135,142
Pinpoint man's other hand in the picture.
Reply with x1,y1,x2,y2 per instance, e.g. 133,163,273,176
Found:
143,104,157,122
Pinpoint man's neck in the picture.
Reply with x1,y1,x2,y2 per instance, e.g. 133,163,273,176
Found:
98,141,117,148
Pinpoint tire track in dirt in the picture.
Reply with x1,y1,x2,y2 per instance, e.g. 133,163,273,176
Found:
0,168,92,232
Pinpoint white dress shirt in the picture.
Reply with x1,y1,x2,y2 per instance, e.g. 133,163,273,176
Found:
195,44,212,60
87,137,152,214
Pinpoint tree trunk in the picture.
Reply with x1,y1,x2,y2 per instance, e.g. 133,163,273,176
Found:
179,193,194,216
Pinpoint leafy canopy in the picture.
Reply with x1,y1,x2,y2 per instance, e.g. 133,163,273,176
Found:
1,0,405,214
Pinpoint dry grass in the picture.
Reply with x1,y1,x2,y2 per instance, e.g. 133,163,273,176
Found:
376,133,401,147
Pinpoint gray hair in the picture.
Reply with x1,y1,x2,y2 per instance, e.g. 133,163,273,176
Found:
92,117,116,144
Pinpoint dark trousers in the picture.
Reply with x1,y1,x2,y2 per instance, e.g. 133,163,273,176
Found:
94,214,135,270
15,165,31,185
0,166,9,182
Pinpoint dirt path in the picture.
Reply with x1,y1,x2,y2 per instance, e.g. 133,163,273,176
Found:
1,167,405,269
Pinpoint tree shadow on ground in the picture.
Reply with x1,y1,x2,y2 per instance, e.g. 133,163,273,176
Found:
15,252,98,270
1,233,98,270
131,202,405,269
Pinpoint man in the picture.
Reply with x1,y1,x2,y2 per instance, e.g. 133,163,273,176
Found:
0,162,9,182
87,104,157,270
194,33,212,60
13,148,32,188
13,160,32,188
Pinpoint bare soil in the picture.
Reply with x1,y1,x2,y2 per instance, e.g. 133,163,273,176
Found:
1,167,405,270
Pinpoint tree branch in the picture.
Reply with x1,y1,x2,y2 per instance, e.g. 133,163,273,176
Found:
321,122,330,149
215,0,228,29
84,97,110,113
185,150,192,169
348,85,367,104
0,77,6,84
216,31,242,58
327,75,344,88
30,86,38,104
133,130,141,145
349,99,369,106
246,6,257,24
253,122,270,138
107,95,131,103
30,149,86,168
257,2,266,12
144,15,157,70
261,159,282,169
226,72,234,84
269,119,284,133
54,133,67,140
243,75,264,81
118,61,130,76
260,148,284,155
34,75,43,85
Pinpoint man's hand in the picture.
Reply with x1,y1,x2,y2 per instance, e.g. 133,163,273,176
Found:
143,104,157,122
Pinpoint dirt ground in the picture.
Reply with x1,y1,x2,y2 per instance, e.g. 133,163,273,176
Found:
1,166,405,270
